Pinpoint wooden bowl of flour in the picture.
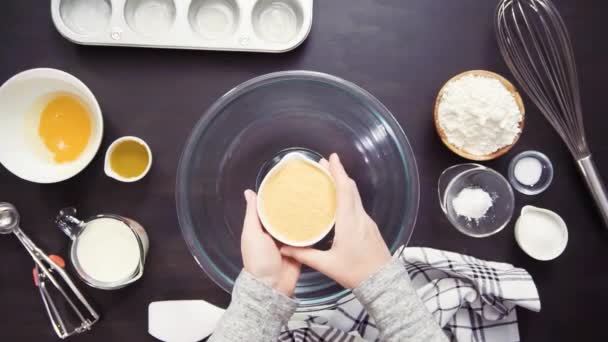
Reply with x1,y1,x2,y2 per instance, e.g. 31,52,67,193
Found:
434,70,525,161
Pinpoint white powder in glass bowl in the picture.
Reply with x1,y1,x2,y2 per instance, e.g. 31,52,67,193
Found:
437,74,523,156
452,187,493,221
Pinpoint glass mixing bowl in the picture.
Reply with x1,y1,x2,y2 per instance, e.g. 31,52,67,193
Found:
176,71,419,310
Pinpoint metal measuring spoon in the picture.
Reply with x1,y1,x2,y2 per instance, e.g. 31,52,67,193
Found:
0,202,20,234
0,202,54,256
0,202,99,338
0,202,43,254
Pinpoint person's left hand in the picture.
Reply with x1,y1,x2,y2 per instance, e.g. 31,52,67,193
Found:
241,189,301,297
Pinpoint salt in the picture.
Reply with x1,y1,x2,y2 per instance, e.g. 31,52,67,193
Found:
452,187,493,220
514,157,542,186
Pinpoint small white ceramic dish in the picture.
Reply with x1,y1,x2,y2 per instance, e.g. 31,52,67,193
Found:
257,152,336,247
51,0,313,53
0,68,103,184
104,136,153,182
515,205,568,261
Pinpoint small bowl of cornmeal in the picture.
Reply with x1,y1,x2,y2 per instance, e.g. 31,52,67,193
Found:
257,151,337,247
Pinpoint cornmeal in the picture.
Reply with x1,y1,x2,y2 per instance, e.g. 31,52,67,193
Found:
260,159,336,242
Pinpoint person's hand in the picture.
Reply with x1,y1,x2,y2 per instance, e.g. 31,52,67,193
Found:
281,154,392,289
241,190,301,296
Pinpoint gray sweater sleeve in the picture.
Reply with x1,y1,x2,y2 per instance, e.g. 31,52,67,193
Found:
211,259,447,342
353,257,448,342
209,270,297,342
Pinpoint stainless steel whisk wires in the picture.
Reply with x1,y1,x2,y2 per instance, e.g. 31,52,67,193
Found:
495,0,608,228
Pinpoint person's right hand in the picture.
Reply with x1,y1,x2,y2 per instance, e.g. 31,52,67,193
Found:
280,153,392,289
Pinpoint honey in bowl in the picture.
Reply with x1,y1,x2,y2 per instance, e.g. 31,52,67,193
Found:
109,140,150,179
259,157,336,245
38,94,92,163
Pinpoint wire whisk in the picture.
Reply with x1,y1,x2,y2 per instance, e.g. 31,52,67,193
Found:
496,0,608,228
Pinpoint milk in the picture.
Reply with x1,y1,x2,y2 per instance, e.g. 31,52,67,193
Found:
76,218,141,283
515,206,568,261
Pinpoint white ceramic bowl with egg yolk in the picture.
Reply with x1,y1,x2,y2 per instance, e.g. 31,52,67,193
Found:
0,68,103,183
257,152,337,247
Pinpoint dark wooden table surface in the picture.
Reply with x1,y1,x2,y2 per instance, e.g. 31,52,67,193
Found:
2,0,607,340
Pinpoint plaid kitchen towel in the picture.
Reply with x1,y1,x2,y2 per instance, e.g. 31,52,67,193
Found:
279,247,540,342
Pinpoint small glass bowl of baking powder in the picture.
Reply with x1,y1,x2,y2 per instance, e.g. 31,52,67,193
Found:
508,150,554,195
438,164,515,238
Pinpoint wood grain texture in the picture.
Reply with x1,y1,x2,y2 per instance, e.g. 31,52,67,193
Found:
1,0,608,341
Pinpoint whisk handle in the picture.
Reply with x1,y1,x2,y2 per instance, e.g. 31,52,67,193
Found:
577,156,608,229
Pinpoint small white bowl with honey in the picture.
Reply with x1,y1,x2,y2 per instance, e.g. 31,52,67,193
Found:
0,68,103,183
104,136,152,182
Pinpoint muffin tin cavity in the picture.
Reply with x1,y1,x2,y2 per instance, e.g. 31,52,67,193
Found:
253,0,303,43
60,0,112,35
51,0,313,53
124,0,177,36
189,0,239,40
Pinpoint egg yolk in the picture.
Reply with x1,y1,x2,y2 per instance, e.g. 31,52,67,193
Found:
39,95,92,163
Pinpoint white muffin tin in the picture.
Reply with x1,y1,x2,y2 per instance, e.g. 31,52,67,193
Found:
51,0,313,53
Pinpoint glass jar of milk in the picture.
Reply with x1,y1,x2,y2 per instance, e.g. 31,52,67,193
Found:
55,208,149,290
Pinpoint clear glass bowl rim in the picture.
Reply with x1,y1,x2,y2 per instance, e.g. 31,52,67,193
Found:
175,70,420,309
439,163,515,238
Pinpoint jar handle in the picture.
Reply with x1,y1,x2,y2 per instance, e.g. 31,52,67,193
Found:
55,207,84,241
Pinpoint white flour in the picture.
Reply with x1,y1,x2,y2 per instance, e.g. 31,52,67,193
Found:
438,75,522,156
452,187,493,220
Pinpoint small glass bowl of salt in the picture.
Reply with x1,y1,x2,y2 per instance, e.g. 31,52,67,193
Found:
508,150,553,195
438,164,515,238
